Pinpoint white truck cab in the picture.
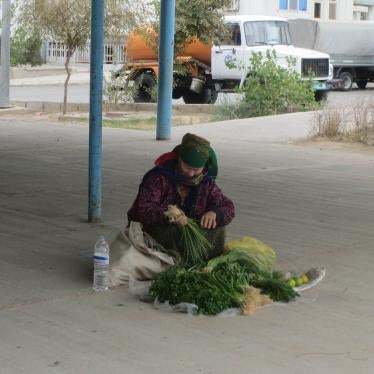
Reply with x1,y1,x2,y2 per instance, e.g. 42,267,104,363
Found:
212,15,333,98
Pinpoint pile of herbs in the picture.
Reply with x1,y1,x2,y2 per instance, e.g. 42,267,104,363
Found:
149,250,299,316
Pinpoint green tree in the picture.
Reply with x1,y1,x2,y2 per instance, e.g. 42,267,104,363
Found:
15,0,148,114
243,51,317,116
149,0,232,53
11,28,43,66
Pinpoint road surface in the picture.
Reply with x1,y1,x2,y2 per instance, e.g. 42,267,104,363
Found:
10,83,374,107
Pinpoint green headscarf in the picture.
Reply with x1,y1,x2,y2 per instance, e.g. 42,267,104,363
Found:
178,133,218,178
179,133,210,168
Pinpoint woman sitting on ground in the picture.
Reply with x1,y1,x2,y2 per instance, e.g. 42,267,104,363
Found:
127,133,235,260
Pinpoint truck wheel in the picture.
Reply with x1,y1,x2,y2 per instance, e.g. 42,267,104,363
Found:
339,72,353,91
172,87,187,99
314,91,328,102
183,88,218,104
356,80,368,89
133,73,157,103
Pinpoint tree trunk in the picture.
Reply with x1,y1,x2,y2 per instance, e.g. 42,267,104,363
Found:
63,51,73,115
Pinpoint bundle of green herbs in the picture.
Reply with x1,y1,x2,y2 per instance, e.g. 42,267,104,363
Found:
164,205,212,265
149,266,237,315
180,218,211,265
149,250,299,316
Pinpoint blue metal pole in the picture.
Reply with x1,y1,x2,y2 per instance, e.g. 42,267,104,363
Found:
156,0,176,140
88,0,104,222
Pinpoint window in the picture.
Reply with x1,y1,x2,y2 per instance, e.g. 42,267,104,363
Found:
279,0,307,11
244,21,291,46
219,24,241,46
314,2,321,18
279,0,288,10
329,0,336,19
299,0,307,11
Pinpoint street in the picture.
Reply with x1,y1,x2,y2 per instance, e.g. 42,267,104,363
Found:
10,83,374,107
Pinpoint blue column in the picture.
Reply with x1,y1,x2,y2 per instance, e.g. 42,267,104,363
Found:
156,0,176,140
88,0,104,222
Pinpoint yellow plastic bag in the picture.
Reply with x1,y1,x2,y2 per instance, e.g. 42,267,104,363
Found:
224,236,276,273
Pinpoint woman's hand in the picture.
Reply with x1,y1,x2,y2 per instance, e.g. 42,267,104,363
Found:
200,211,217,229
176,214,188,226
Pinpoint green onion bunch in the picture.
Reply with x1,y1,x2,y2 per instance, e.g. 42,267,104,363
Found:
180,218,212,265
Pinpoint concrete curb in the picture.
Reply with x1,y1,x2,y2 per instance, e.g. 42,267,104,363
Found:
0,105,30,116
10,65,90,80
10,80,90,87
10,100,216,115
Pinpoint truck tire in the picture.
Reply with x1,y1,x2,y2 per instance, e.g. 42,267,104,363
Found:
183,88,218,104
172,87,187,99
133,73,157,103
339,71,353,91
356,80,368,89
314,91,328,102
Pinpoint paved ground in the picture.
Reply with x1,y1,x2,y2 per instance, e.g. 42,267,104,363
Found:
1,112,374,373
9,64,374,106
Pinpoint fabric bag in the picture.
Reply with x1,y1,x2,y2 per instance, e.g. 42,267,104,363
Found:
109,221,177,287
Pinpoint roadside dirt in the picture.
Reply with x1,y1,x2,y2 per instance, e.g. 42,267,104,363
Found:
0,110,213,129
293,136,374,155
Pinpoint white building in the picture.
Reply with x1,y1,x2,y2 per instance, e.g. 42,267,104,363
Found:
226,0,374,21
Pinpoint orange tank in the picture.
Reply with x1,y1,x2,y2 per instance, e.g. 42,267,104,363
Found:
125,30,211,66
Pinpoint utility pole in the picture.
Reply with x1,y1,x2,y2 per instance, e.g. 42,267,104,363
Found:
0,0,11,108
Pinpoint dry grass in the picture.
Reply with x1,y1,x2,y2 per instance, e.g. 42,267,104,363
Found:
58,113,213,130
311,100,374,146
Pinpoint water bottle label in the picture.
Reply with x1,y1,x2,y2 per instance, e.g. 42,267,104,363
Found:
94,255,109,265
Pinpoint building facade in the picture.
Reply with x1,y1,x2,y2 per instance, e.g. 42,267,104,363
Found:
226,0,374,21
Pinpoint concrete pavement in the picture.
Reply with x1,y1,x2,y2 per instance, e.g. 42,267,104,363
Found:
10,65,111,87
1,111,374,373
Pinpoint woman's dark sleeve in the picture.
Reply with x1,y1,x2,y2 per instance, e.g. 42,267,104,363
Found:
127,175,170,226
206,181,235,226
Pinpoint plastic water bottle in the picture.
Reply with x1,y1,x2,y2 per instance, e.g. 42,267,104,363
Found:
93,236,110,292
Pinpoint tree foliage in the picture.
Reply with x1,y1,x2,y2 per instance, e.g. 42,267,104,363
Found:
217,51,318,120
10,28,43,66
242,51,318,116
146,0,231,54
14,0,149,113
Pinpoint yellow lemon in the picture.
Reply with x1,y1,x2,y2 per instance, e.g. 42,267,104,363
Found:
287,278,296,287
295,277,304,286
301,274,309,284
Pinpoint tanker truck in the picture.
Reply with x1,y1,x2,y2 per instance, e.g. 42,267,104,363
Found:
288,18,374,91
123,15,333,104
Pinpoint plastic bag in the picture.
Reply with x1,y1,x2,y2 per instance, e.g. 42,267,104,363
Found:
153,298,199,316
128,277,153,298
284,267,326,292
223,236,276,273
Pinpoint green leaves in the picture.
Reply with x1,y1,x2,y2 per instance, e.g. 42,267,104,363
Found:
240,50,318,117
150,0,232,55
149,266,237,315
180,219,212,266
150,250,299,315
10,28,43,66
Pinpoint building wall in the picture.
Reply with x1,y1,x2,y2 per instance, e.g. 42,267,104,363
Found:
226,0,374,20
